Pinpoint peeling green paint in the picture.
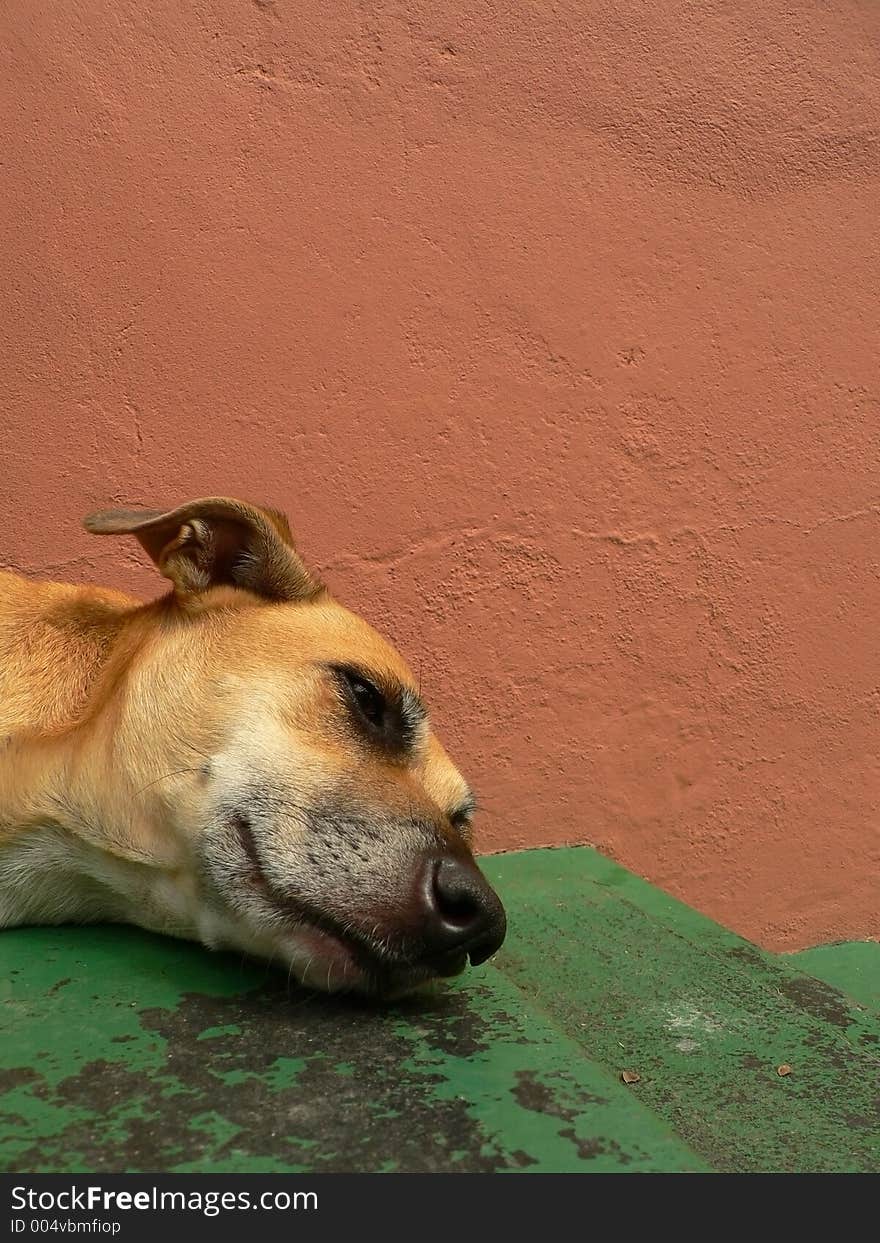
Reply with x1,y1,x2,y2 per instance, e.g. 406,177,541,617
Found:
2,847,877,1173
483,849,880,1173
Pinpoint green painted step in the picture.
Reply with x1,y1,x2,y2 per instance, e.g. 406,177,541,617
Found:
484,849,879,1174
1,846,877,1173
0,924,705,1174
787,942,879,1012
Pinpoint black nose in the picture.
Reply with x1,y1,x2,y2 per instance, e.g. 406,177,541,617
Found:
420,856,507,966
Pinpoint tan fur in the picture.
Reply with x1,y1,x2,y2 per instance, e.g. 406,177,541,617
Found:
0,499,504,996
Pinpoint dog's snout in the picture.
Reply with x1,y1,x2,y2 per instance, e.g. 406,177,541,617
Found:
420,856,507,966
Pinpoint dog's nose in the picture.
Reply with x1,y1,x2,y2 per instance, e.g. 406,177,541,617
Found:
419,856,507,966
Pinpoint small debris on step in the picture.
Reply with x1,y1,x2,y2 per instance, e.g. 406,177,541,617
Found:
621,1069,641,1084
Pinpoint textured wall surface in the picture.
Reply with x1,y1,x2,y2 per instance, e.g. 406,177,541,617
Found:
1,1,878,950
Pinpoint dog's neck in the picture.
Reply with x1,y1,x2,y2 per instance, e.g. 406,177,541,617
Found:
0,571,199,930
0,569,138,725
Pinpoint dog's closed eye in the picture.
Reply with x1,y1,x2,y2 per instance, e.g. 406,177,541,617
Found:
329,664,426,757
346,673,387,730
333,666,388,731
449,793,476,833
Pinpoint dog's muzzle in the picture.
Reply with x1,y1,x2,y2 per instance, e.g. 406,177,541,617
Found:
222,809,507,992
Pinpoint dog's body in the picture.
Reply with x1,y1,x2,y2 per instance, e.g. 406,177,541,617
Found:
0,498,505,995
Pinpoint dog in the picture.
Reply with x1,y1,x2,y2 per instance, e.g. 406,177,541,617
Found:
0,497,505,997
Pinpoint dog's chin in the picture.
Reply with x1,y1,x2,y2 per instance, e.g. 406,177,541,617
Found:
281,917,469,999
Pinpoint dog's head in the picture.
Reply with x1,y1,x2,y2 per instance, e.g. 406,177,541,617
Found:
85,497,505,997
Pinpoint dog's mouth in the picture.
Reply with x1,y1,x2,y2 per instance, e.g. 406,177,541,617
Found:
231,815,466,995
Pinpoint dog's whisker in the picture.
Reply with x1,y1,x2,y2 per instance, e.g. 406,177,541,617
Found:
132,767,203,799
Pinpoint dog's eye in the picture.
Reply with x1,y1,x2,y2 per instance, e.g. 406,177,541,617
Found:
449,795,476,833
342,671,387,730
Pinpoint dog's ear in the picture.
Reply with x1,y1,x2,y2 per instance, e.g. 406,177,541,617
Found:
84,497,324,602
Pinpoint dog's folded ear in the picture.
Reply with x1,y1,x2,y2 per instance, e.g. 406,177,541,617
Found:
83,497,324,603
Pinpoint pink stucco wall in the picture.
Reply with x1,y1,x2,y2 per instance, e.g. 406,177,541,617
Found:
2,1,878,950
